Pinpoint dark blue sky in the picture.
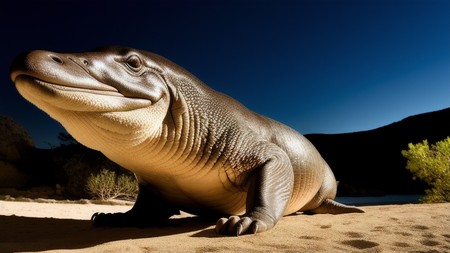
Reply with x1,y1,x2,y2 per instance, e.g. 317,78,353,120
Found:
1,0,449,148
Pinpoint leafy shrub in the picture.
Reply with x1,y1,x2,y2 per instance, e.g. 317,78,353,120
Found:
401,137,450,203
86,169,138,201
54,143,134,199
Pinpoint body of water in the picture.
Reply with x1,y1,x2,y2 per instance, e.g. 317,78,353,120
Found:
335,195,423,206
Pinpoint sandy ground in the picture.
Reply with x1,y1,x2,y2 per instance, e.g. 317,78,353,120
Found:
0,200,449,253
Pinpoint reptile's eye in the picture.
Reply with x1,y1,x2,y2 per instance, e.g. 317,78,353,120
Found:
125,55,142,70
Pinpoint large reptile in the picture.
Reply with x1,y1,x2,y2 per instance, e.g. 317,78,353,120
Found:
10,47,363,236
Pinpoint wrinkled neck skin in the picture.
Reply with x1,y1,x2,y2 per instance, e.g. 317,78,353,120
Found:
49,101,169,167
57,70,207,178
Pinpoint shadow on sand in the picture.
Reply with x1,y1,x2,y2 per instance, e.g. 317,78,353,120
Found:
0,215,216,252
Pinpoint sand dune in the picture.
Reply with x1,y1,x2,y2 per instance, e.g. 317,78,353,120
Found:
0,200,449,252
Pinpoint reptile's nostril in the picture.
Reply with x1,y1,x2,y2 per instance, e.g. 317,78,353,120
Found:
49,54,63,64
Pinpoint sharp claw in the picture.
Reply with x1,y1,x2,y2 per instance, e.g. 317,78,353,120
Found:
91,212,99,221
215,217,227,234
251,223,259,234
236,224,243,236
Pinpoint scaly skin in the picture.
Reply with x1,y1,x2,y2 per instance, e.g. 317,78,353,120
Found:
10,47,363,236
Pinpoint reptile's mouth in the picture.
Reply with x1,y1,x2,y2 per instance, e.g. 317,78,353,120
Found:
14,75,153,112
15,74,123,97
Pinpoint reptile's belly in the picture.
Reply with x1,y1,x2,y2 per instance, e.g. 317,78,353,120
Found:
138,168,247,215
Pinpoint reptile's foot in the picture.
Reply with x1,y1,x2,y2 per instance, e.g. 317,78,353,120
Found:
91,212,167,228
91,212,137,227
215,214,273,236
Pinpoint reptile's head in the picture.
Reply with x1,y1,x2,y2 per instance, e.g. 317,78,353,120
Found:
10,47,178,151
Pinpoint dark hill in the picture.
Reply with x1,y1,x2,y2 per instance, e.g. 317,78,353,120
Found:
305,107,450,196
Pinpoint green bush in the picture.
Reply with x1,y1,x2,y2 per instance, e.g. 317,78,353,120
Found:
86,169,138,201
401,137,450,203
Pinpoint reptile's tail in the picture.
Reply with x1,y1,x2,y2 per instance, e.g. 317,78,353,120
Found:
307,199,364,214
